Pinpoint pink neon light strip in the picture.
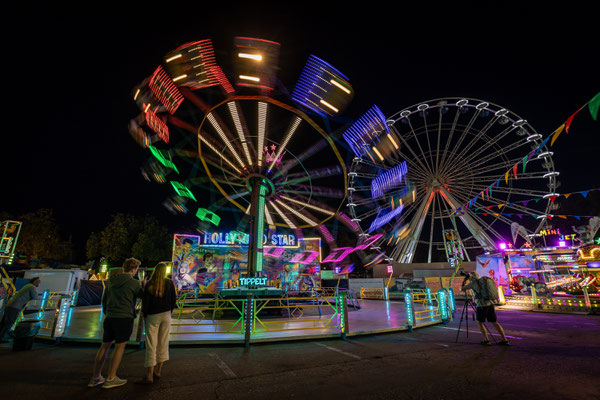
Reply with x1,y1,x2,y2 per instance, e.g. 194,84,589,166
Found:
322,247,354,263
149,66,184,114
145,109,169,143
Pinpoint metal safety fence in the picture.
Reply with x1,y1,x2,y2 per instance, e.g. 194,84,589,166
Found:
404,288,455,330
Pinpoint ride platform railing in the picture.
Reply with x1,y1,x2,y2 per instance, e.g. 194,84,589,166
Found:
359,287,386,300
170,294,246,337
404,288,453,331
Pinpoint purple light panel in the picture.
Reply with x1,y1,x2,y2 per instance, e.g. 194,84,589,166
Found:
291,55,353,117
317,224,335,243
342,105,389,158
337,212,360,232
368,204,404,233
371,161,408,199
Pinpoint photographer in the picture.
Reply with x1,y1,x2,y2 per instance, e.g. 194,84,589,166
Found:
461,272,510,346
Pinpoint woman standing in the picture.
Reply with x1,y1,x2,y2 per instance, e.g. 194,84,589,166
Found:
141,262,176,383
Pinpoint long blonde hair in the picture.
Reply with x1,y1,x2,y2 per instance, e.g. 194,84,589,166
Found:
146,262,169,297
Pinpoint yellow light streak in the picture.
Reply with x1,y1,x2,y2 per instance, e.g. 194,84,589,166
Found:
239,75,260,82
207,113,245,169
133,88,140,101
387,134,399,149
330,79,351,94
280,195,334,216
319,99,339,113
269,201,296,229
165,54,183,63
228,102,253,166
197,130,242,175
276,200,319,226
172,74,187,82
372,146,384,161
238,53,263,61
268,116,301,171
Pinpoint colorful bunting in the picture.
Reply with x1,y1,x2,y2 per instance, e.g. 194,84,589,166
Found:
581,190,590,198
565,108,581,133
522,200,529,207
522,156,528,173
590,92,600,121
513,163,518,178
550,124,565,147
505,171,509,184
517,214,523,219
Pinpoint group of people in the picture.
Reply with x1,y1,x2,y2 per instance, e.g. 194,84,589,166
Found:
89,258,176,389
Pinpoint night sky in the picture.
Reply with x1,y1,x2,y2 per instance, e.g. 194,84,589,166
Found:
3,4,598,261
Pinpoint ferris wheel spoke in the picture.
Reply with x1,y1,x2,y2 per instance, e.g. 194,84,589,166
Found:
206,112,247,170
420,111,436,176
267,116,302,172
390,125,432,175
445,109,482,162
198,131,243,175
437,108,462,175
464,211,505,241
451,114,498,165
405,118,435,174
461,125,519,166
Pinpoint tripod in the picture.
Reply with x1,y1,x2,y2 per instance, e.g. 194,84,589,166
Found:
454,298,496,344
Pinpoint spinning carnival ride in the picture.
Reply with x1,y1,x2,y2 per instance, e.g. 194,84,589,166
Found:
129,38,356,276
346,98,559,264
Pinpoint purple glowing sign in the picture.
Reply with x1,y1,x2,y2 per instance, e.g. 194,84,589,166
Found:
289,250,320,265
387,265,393,274
322,247,355,263
558,241,566,247
499,242,507,250
354,234,383,251
371,161,408,200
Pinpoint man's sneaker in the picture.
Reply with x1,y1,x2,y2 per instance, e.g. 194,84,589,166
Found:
102,376,127,389
88,376,105,387
498,340,510,346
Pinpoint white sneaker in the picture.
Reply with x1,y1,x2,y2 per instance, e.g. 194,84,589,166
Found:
88,376,105,387
102,376,127,389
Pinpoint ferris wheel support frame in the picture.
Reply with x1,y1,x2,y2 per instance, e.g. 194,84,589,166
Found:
392,186,434,263
438,186,497,252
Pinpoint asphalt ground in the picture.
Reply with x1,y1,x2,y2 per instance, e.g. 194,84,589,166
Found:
0,303,598,400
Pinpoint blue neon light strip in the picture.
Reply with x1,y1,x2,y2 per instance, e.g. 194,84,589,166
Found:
342,105,389,157
368,204,404,232
371,161,408,199
291,55,352,117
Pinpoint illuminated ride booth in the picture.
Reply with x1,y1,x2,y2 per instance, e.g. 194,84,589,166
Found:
172,232,322,297
478,240,599,313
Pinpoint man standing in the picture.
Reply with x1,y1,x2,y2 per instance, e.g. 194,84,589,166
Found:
89,258,142,389
461,272,510,346
0,277,40,343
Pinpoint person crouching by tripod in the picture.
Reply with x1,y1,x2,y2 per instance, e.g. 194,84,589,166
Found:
461,272,510,346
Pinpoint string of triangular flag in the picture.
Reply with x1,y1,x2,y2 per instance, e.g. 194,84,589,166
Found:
454,92,600,214
467,212,597,220
453,188,600,215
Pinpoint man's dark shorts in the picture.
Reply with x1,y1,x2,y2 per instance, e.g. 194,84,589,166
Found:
102,317,134,343
475,305,497,323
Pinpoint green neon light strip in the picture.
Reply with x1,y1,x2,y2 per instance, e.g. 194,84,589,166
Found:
149,146,179,173
254,180,267,272
196,208,221,226
170,181,197,201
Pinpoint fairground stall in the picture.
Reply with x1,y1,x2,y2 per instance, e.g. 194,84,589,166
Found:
477,241,599,313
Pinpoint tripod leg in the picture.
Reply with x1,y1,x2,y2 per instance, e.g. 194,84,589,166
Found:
454,301,468,343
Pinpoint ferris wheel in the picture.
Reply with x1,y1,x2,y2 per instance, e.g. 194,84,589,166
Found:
346,97,558,264
128,37,354,274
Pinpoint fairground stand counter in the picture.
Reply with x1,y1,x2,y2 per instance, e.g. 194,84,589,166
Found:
478,244,599,314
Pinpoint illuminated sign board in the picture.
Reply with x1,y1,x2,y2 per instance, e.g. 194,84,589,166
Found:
200,231,296,247
240,277,268,286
